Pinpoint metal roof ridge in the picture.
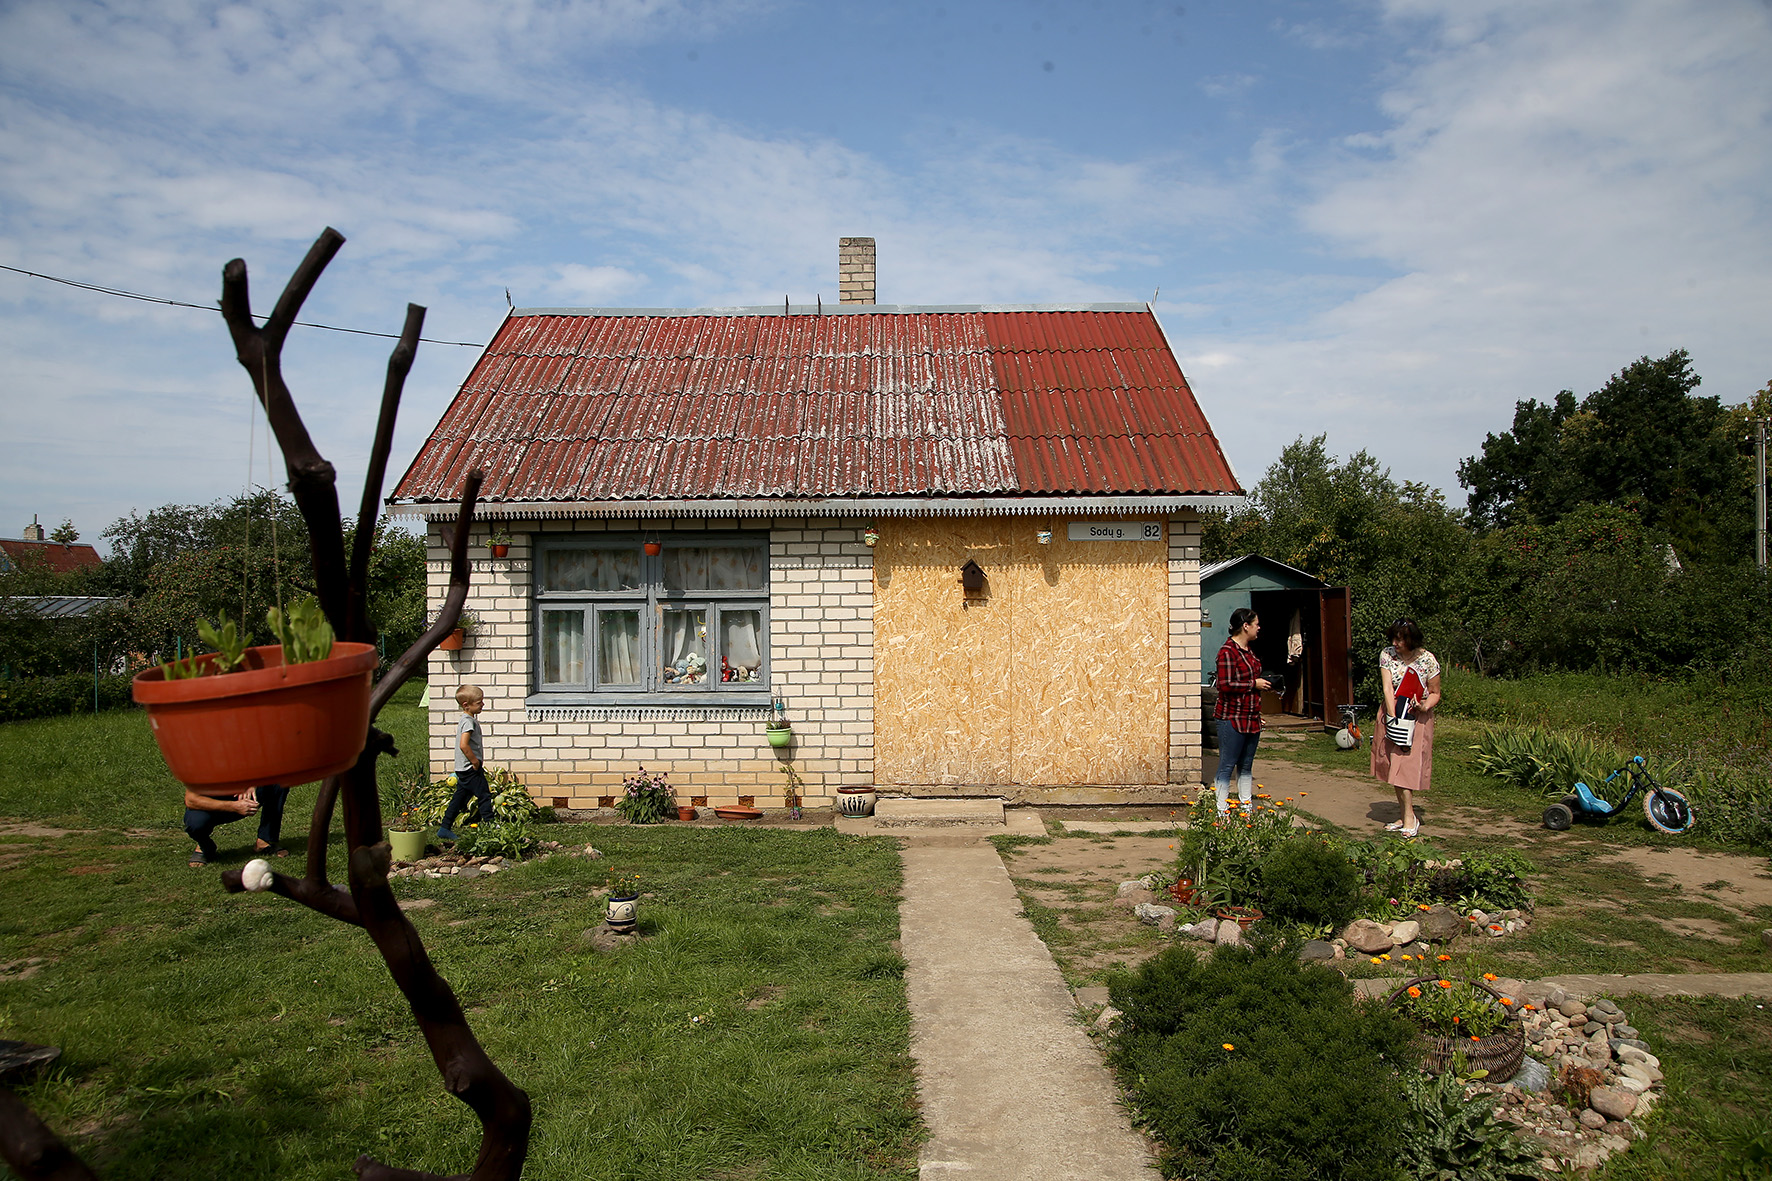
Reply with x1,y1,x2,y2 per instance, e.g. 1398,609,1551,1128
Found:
509,302,1150,318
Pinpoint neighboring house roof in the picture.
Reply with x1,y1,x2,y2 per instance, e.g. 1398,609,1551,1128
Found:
1199,554,1329,589
392,303,1242,509
5,596,125,619
0,539,103,574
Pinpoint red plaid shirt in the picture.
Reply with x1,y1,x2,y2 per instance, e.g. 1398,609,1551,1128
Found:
1214,639,1264,734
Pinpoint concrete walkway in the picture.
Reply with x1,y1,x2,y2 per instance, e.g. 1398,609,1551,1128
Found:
900,840,1160,1181
1535,972,1772,999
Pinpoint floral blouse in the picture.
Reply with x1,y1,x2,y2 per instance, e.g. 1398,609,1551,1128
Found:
1379,646,1440,709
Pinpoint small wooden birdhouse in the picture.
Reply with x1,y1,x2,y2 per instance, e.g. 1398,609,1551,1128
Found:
959,559,986,593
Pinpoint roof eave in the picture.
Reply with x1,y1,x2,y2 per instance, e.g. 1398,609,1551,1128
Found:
386,493,1249,521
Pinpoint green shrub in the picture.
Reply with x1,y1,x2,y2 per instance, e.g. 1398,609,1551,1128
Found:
1108,944,1421,1180
616,765,674,825
411,766,542,827
1472,725,1621,799
452,819,535,860
1176,793,1318,911
0,673,135,722
1397,1069,1543,1180
1259,839,1360,928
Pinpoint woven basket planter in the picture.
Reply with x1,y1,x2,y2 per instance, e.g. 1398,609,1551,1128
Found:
1387,975,1525,1081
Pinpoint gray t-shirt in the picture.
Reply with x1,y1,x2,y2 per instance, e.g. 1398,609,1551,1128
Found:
455,713,483,773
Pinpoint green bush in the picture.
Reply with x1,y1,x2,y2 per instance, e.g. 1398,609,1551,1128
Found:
0,673,135,722
1108,944,1421,1180
452,819,536,860
1472,725,1622,798
1259,839,1360,928
1398,1069,1543,1180
409,766,543,827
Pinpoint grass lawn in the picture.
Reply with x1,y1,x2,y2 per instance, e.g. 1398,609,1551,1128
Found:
0,693,920,1180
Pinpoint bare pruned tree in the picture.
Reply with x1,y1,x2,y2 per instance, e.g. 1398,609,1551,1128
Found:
0,229,531,1181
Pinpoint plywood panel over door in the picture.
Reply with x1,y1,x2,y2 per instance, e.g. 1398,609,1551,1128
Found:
873,518,1169,787
873,520,1016,785
1012,526,1168,784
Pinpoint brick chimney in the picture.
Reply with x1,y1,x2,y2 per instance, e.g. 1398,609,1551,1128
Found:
21,515,44,541
838,237,876,304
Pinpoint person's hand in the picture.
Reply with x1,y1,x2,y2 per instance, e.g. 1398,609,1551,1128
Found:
1255,678,1272,691
234,797,260,816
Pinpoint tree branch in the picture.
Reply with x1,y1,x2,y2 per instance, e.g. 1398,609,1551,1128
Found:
0,1090,100,1181
349,303,426,642
371,472,482,719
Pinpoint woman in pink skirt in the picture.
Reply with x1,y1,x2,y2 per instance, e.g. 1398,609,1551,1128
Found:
1371,617,1441,837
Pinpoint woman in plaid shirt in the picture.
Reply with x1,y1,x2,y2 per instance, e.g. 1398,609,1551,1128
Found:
1212,607,1272,816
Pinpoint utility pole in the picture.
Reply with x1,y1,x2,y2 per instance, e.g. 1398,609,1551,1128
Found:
1758,417,1768,570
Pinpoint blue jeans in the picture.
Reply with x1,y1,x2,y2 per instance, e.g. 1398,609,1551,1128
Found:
1214,722,1260,814
185,785,290,859
441,767,494,830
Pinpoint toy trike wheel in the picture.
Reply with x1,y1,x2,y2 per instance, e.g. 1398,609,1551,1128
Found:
1643,787,1693,834
1543,802,1573,831
1335,727,1357,750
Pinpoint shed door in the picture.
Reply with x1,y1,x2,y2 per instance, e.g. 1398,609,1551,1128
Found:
1318,587,1353,724
872,519,1169,788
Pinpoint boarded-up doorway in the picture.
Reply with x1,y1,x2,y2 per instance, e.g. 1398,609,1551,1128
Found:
873,518,1169,788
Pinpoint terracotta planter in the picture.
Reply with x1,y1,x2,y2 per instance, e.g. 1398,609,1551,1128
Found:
490,543,510,558
438,627,465,651
133,642,378,796
714,805,763,820
643,542,663,556
677,805,697,821
606,893,639,931
1215,906,1263,930
765,725,793,748
388,827,430,862
836,786,877,817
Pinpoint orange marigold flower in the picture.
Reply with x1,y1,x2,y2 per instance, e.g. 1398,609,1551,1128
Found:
1407,986,1421,998
1470,1035,1481,1042
1380,954,1391,961
1437,954,1451,962
1500,997,1514,1006
1370,957,1382,964
1453,1016,1460,1023
1222,1043,1235,1051
1483,973,1498,982
1523,1004,1536,1011
1416,904,1431,912
1400,955,1413,961
1437,980,1452,989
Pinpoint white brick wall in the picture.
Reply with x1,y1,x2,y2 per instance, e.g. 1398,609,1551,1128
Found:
425,518,875,808
1167,513,1203,784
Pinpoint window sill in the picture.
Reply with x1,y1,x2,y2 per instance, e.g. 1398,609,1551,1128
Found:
524,691,773,720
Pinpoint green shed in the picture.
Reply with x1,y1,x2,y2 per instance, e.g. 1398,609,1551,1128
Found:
1199,555,1352,725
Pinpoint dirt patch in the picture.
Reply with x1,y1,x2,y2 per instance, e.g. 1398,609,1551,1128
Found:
0,822,73,837
997,830,1182,984
745,985,786,1010
401,898,437,910
67,864,115,875
1594,846,1772,917
0,957,48,980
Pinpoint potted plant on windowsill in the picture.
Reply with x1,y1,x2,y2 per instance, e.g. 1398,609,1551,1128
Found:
437,609,478,651
488,526,512,559
132,601,379,796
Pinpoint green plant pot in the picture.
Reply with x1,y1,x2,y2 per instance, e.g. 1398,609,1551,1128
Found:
388,827,431,862
766,726,793,748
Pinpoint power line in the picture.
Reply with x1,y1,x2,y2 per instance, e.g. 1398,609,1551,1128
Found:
0,261,485,347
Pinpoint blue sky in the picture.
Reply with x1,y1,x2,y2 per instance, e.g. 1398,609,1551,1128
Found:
2,0,1769,548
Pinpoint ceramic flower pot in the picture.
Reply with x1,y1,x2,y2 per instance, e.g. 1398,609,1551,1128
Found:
677,805,697,821
132,642,378,796
765,725,793,748
606,894,639,931
1215,906,1263,930
438,627,465,651
643,542,663,556
836,786,877,817
490,543,510,558
388,827,431,862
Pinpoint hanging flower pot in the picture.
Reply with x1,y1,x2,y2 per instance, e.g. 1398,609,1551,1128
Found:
438,627,465,650
765,723,793,748
606,893,639,931
489,543,510,558
862,526,880,547
643,540,663,556
133,642,379,797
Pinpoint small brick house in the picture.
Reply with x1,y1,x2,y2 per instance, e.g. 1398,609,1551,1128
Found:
389,241,1244,809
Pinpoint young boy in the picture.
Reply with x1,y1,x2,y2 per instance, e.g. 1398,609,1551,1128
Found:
437,684,493,840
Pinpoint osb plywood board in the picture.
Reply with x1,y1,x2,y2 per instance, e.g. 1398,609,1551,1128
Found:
873,517,1168,787
1012,525,1168,784
873,519,1015,784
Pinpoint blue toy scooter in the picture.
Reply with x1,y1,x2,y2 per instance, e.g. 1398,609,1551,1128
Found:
1542,756,1694,834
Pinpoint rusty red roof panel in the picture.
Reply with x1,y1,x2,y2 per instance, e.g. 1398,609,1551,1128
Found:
391,306,1238,502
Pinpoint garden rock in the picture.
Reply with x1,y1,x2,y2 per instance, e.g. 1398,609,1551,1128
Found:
1417,905,1464,942
585,923,641,954
1507,1056,1551,1093
1134,903,1177,927
1092,1005,1123,1032
1113,887,1156,911
1341,919,1393,954
1115,880,1148,898
1299,940,1336,961
1188,917,1218,942
1388,919,1420,945
1579,1109,1607,1130
1214,921,1243,947
1557,997,1587,1019
1761,928,1772,951
1588,1086,1637,1121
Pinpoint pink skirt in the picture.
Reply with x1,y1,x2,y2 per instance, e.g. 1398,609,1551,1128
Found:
1371,711,1434,792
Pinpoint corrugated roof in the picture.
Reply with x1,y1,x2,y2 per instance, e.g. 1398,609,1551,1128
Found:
5,595,125,619
392,304,1240,503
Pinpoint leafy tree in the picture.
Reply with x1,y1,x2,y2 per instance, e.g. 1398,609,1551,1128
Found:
1458,349,1751,566
1203,436,1468,695
49,518,79,544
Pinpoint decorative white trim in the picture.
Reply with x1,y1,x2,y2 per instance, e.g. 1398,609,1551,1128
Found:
391,494,1247,522
525,705,776,722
